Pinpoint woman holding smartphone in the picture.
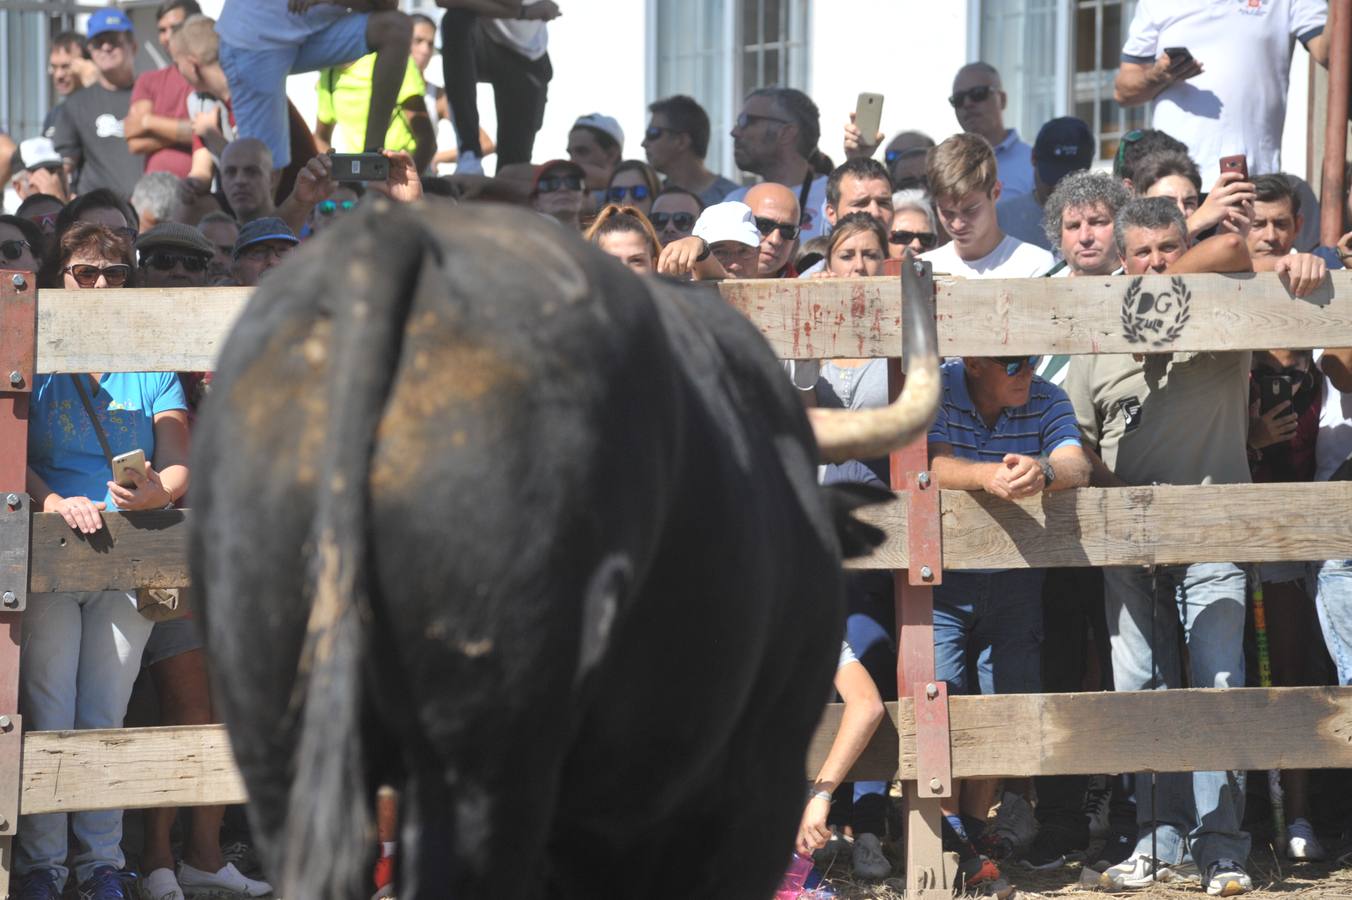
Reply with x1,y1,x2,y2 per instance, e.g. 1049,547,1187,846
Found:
15,222,189,900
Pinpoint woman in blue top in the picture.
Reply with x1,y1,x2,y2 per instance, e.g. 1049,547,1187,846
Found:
17,222,189,900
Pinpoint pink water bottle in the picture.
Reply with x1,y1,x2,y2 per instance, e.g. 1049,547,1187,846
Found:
775,852,815,899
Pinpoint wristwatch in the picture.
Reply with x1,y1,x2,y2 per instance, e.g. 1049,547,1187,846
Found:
1037,457,1055,486
695,238,711,262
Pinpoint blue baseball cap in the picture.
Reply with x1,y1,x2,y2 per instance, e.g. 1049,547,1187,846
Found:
233,217,299,259
87,8,134,40
1033,117,1094,190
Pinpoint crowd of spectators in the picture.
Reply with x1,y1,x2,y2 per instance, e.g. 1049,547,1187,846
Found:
2,0,1352,898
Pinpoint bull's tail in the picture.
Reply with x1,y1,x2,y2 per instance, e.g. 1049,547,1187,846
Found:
282,205,432,899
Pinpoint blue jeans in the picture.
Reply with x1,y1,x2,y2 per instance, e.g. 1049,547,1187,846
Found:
16,592,153,887
1103,564,1248,870
841,573,895,834
933,570,1044,696
1315,558,1352,685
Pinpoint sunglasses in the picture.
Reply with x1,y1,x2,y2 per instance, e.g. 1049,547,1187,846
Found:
993,355,1040,376
27,211,59,232
735,112,791,130
888,230,937,250
142,250,208,272
64,263,130,287
885,147,929,166
537,175,584,194
650,211,696,232
948,85,996,108
644,125,678,142
317,199,357,216
0,240,31,262
607,185,651,202
754,217,800,241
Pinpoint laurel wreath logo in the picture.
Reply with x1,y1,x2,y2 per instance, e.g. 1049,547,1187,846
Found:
1120,276,1191,347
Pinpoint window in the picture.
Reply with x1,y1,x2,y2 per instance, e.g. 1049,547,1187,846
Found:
651,0,810,179
979,0,1060,150
1072,0,1145,163
1,9,54,143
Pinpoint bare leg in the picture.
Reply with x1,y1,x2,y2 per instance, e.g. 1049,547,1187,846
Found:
363,11,413,153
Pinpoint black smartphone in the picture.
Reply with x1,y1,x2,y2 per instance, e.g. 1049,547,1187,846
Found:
1164,46,1193,70
330,152,389,182
1258,375,1294,415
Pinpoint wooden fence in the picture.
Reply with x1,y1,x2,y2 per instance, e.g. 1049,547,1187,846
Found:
3,264,1352,897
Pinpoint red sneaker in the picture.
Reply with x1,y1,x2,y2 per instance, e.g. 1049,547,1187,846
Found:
373,854,394,890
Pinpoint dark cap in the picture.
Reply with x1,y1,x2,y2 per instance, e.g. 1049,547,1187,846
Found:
531,159,586,195
232,216,299,259
1033,117,1094,190
135,222,214,258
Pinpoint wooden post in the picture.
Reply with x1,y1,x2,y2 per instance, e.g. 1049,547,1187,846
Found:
1322,0,1352,246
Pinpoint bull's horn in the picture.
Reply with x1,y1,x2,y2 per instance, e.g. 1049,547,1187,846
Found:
810,250,941,464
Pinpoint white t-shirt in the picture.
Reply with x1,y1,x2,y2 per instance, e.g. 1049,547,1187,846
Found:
1121,0,1327,184
216,0,349,50
726,175,830,243
920,233,1055,279
487,1,549,62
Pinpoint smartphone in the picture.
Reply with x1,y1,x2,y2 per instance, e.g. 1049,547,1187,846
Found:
855,93,884,147
1163,46,1194,70
111,448,147,488
1220,154,1249,180
330,152,389,182
1258,376,1294,416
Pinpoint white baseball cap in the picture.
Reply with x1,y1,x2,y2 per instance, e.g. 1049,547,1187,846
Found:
17,137,61,172
693,201,761,249
572,113,624,149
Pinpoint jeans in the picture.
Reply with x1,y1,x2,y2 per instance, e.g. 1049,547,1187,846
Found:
16,591,153,887
1315,559,1352,686
933,569,1044,696
836,573,895,835
1103,564,1248,870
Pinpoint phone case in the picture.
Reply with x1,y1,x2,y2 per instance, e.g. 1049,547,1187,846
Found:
855,93,884,144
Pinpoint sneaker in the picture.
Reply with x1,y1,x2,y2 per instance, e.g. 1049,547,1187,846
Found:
1287,817,1327,861
957,853,1001,888
1083,775,1112,839
13,869,62,900
1098,854,1198,891
178,861,272,897
370,884,395,900
455,150,483,176
220,841,264,880
976,829,1015,861
141,867,185,900
373,853,394,890
850,832,891,880
1020,822,1087,870
1204,859,1252,896
1091,830,1137,871
989,790,1037,856
810,828,851,871
77,867,130,900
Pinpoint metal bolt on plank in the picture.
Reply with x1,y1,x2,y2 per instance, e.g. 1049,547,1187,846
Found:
2,496,15,510
6,373,20,388
0,717,11,732
920,566,934,581
1,594,15,609
8,275,23,291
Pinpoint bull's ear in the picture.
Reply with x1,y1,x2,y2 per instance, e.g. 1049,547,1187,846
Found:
821,482,892,559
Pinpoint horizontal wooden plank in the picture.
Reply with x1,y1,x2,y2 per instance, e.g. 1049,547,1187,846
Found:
35,287,249,374
719,270,1352,359
29,509,190,593
808,686,1352,782
21,725,245,814
847,482,1352,570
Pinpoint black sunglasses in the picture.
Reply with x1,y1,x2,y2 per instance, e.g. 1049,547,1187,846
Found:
993,355,1040,376
650,211,696,232
644,125,679,142
948,85,995,108
889,230,937,250
0,239,31,262
538,175,584,194
607,185,651,202
64,263,130,287
142,250,208,272
755,217,800,241
735,112,791,130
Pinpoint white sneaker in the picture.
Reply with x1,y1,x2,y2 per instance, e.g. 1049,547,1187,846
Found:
1204,859,1252,896
1287,817,1327,861
142,867,185,900
455,150,483,176
1098,854,1198,891
177,861,273,897
851,832,891,880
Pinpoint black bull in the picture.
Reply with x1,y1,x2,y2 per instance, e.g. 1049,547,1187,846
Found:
190,202,934,899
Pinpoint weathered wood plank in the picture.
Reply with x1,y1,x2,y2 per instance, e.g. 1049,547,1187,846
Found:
719,271,1352,359
35,288,249,374
21,725,245,814
29,509,189,593
847,482,1352,570
808,686,1352,782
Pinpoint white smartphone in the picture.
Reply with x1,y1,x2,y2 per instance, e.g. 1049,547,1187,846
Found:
111,448,147,488
856,92,885,146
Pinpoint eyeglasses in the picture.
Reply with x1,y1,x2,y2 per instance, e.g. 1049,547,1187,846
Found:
88,36,125,53
63,263,130,287
735,112,791,130
1113,129,1145,178
888,230,938,250
650,211,696,232
26,212,59,233
317,199,357,216
607,185,651,202
948,85,996,108
0,240,31,262
142,250,208,272
537,175,584,194
644,125,678,142
754,217,800,241
993,355,1040,376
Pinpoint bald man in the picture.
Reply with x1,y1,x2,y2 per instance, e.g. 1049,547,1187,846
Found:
220,138,279,223
746,181,801,278
950,62,1033,199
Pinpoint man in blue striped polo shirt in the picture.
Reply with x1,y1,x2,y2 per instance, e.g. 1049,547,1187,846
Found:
924,353,1091,882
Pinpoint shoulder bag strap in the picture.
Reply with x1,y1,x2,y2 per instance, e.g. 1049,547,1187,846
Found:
68,373,116,475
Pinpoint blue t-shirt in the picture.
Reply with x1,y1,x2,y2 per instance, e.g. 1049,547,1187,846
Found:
28,372,187,508
928,359,1081,461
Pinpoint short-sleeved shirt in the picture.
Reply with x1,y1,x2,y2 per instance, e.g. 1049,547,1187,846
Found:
995,190,1051,251
921,233,1055,278
51,83,143,198
317,53,426,155
992,129,1035,200
698,175,741,207
929,359,1082,461
28,372,187,508
130,65,195,178
217,0,351,50
1121,0,1327,184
